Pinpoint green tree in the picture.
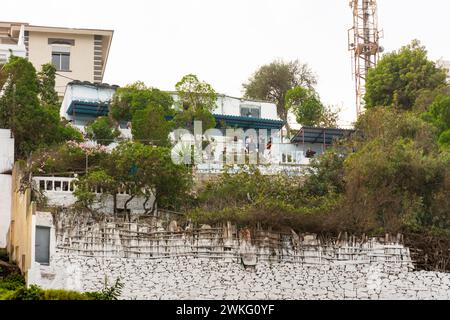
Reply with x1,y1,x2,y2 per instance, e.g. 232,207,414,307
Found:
286,87,339,127
109,81,174,122
74,169,119,215
37,63,60,111
173,74,217,132
131,104,172,147
86,116,120,146
243,59,317,131
0,56,62,158
0,63,7,90
175,74,217,112
340,108,449,233
59,118,84,142
0,56,82,159
438,130,450,147
107,142,192,219
365,40,447,109
422,95,450,147
138,145,192,213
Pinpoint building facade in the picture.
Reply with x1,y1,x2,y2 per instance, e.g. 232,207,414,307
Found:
59,82,353,177
0,21,113,97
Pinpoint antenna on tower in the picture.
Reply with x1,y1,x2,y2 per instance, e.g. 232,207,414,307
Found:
348,0,383,116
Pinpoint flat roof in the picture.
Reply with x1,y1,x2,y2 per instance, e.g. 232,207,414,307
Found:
4,22,113,36
291,126,355,145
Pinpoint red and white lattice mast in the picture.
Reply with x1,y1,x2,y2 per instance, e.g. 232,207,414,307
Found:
348,0,383,116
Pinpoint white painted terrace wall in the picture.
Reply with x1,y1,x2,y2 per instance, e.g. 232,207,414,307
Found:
29,255,450,300
213,95,280,120
0,129,14,248
0,129,14,174
33,176,155,214
0,174,12,248
26,213,450,300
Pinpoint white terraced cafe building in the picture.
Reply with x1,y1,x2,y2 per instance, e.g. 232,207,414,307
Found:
59,81,354,176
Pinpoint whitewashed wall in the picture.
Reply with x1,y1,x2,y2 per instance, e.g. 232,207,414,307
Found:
213,96,280,120
33,177,155,214
0,129,14,248
169,93,281,121
0,174,12,248
29,255,450,300
0,129,14,173
26,214,450,300
60,84,116,122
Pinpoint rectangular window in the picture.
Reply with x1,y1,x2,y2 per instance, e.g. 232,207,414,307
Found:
52,52,70,71
62,181,69,192
46,180,53,191
51,45,70,71
39,180,45,191
54,181,62,191
240,104,261,118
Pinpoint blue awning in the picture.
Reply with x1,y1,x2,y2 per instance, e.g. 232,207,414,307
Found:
213,114,285,131
66,100,109,116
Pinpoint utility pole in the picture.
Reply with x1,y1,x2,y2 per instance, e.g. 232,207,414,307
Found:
348,0,383,116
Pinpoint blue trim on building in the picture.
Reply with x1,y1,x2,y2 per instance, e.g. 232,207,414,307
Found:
67,101,109,116
65,102,284,131
213,114,285,130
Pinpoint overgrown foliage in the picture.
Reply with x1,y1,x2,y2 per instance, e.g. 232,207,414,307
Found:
0,56,83,159
74,141,192,218
172,74,217,132
110,81,174,123
86,116,120,146
190,42,450,271
131,104,172,147
1,277,124,300
286,86,339,127
109,81,175,145
188,166,340,233
365,40,447,109
37,63,60,112
31,141,109,175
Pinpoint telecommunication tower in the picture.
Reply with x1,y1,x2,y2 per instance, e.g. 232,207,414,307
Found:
348,0,383,115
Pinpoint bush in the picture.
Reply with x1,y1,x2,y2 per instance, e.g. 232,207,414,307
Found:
84,278,124,300
40,289,91,300
0,273,25,291
5,278,124,300
86,116,120,146
0,288,15,300
8,285,43,300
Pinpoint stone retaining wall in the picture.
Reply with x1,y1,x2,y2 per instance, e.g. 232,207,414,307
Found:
29,254,450,300
26,213,450,300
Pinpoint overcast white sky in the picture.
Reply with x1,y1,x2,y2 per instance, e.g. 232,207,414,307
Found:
2,0,450,126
